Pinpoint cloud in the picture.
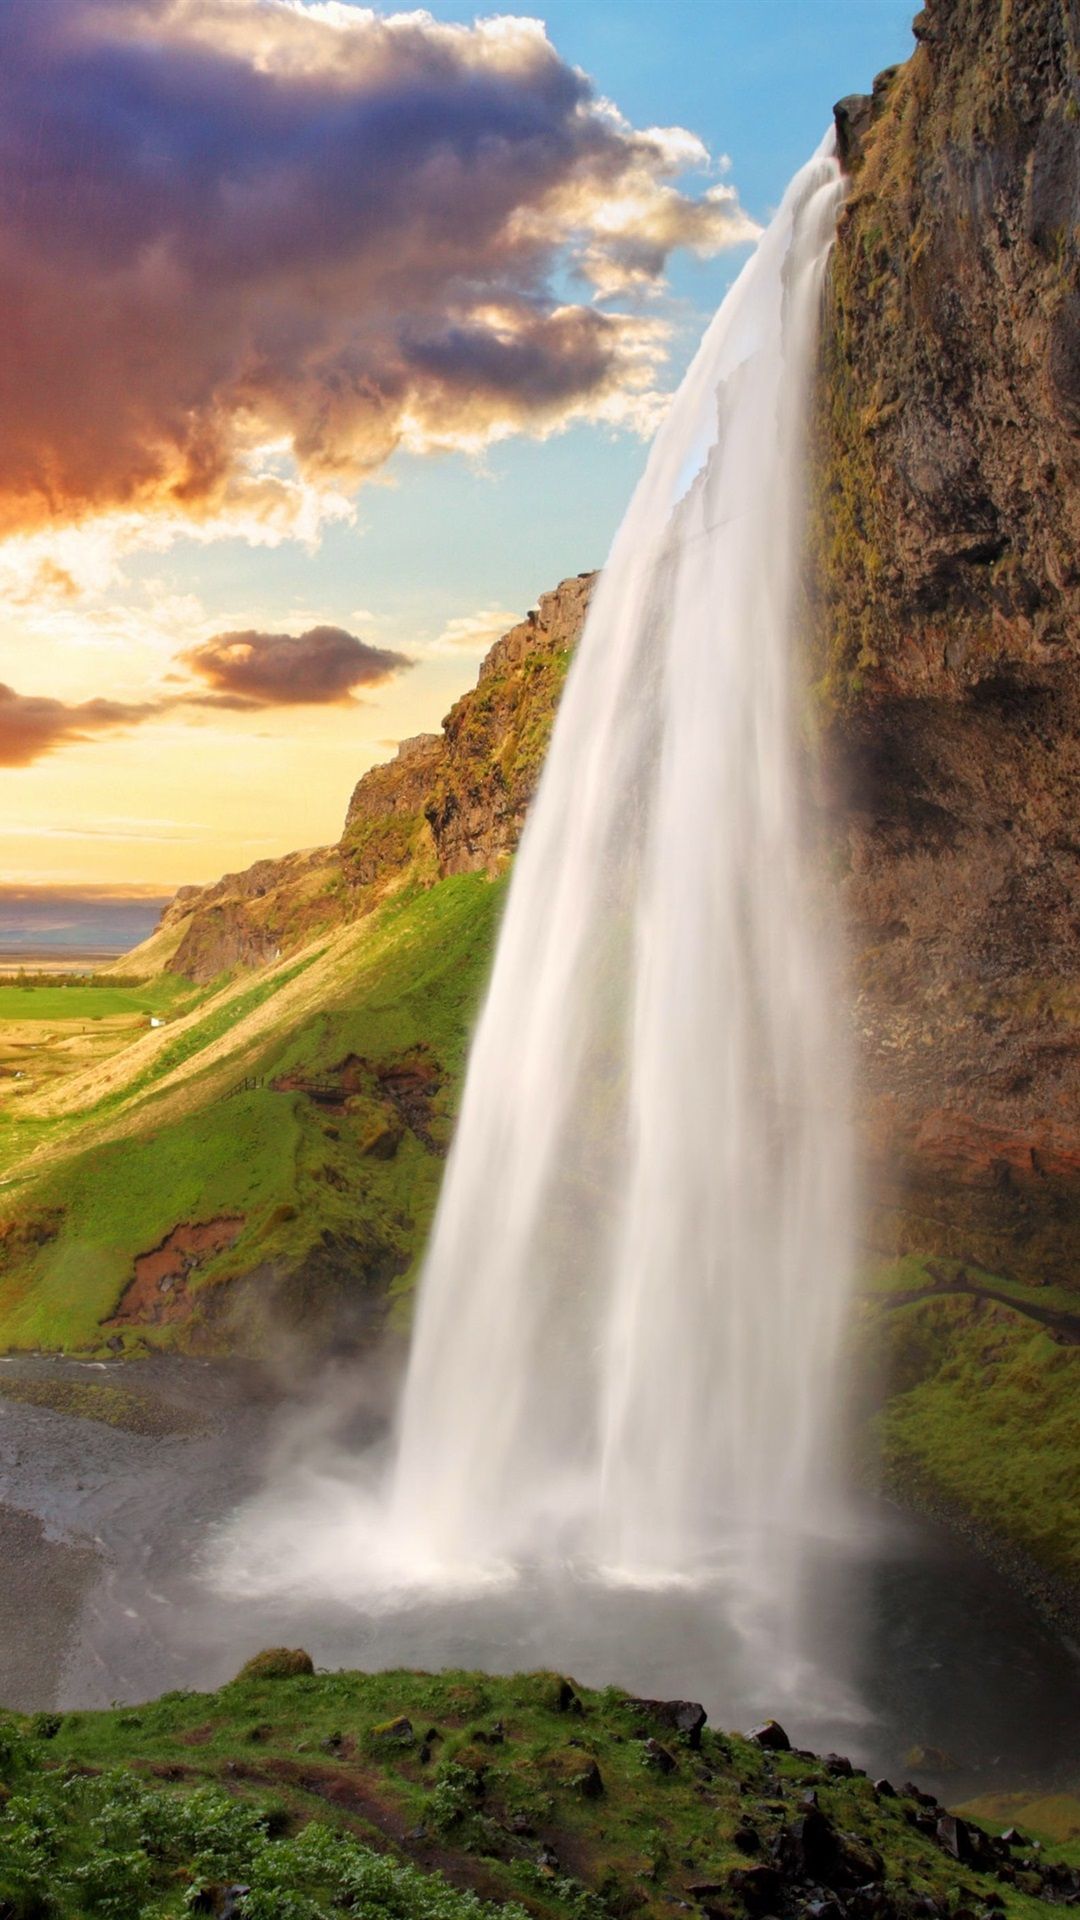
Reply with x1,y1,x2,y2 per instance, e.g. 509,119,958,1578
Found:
0,616,408,763
0,687,161,768
9,819,211,843
0,0,757,544
179,625,412,706
0,883,171,903
426,606,522,659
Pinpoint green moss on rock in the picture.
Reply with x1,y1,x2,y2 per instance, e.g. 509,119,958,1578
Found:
236,1648,315,1681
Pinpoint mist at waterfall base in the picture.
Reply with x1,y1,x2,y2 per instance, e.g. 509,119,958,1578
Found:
207,139,866,1741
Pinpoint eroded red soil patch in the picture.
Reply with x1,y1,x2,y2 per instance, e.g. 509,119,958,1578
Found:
273,1050,443,1148
108,1217,244,1327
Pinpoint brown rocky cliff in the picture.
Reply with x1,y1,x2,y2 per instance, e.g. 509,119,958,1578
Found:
308,569,596,892
159,847,341,984
425,571,596,874
154,573,596,982
817,0,1080,1282
338,732,444,889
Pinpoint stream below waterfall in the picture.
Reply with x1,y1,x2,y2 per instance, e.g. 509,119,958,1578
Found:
1,1353,1077,1808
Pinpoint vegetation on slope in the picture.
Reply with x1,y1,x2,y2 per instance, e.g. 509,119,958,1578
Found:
0,876,504,1356
0,579,593,1357
3,1665,1078,1920
856,1256,1080,1589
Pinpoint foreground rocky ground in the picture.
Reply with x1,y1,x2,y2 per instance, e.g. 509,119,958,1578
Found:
3,1662,1079,1920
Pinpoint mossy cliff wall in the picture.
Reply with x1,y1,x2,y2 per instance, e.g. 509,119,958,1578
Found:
816,0,1080,1284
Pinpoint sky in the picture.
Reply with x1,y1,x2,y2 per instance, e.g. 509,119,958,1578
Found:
0,0,916,926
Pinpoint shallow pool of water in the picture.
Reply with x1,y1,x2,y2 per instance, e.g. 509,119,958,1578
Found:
1,1352,1076,1805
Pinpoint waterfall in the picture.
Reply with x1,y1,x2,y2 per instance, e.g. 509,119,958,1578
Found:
208,140,857,1709
386,135,854,1606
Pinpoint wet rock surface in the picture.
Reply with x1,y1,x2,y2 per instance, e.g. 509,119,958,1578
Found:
0,1503,98,1710
629,1696,708,1748
816,0,1080,1285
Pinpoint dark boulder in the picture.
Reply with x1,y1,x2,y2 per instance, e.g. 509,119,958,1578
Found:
783,1808,885,1891
901,1783,940,1808
834,93,874,172
747,1718,790,1751
555,1677,584,1714
641,1737,677,1775
574,1760,605,1799
371,1715,414,1745
727,1864,784,1916
935,1813,987,1866
1039,1862,1080,1900
628,1696,708,1749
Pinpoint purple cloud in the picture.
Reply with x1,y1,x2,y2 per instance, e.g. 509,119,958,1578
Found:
0,0,754,538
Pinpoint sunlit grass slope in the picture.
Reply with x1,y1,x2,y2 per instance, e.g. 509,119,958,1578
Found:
0,876,504,1356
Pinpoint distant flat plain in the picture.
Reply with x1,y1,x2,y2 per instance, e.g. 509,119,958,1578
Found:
0,949,121,973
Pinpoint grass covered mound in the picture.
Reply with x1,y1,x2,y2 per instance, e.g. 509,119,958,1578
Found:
2,1665,1077,1920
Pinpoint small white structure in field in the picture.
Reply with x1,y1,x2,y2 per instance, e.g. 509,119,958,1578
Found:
149,1016,165,1029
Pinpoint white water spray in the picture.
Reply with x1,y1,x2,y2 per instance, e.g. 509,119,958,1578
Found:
210,140,856,1695
387,138,854,1605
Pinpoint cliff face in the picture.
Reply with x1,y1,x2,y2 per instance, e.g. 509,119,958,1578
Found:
158,848,341,983
426,572,595,874
151,574,596,982
818,0,1080,1284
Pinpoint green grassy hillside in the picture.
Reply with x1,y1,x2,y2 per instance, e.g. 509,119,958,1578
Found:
0,876,504,1356
0,580,593,1360
3,1664,1077,1920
